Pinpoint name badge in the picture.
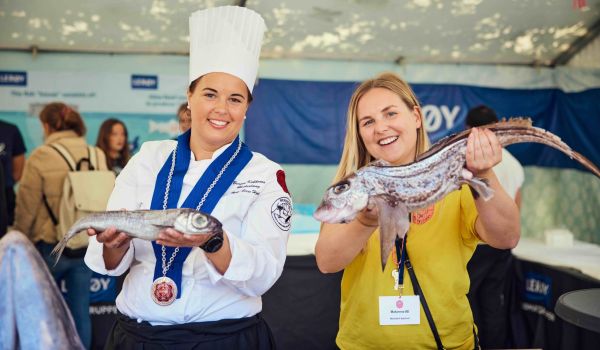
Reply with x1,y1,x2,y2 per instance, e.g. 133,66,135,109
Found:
379,296,420,325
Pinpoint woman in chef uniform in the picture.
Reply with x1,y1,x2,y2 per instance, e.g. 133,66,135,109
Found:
85,6,291,349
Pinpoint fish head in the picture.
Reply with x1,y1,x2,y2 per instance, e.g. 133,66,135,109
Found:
313,175,369,224
174,210,222,234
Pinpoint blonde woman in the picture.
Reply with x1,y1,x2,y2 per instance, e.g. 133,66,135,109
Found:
315,72,520,350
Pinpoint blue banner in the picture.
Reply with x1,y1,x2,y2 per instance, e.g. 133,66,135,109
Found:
246,79,600,173
60,272,117,303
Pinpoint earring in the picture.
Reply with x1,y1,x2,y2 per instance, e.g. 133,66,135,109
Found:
186,104,190,110
244,116,247,120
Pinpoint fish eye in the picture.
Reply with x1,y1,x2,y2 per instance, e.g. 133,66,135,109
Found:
192,214,208,228
332,181,350,195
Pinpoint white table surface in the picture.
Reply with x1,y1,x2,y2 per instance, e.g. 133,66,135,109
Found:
512,237,600,281
287,234,600,282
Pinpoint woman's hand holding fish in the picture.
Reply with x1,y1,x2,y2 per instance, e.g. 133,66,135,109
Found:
87,227,132,270
88,227,131,249
157,226,232,275
156,228,217,248
466,128,521,249
466,127,502,178
355,203,379,227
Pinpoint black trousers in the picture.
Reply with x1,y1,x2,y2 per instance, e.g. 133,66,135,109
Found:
467,245,513,349
4,186,15,226
105,313,275,350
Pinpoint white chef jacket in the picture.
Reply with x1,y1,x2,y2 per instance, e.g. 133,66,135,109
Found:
84,139,291,325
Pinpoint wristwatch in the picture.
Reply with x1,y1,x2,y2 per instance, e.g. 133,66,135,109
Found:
200,231,224,253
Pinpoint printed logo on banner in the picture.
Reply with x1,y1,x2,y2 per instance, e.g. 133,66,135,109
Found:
0,71,27,86
524,272,552,308
131,74,158,90
60,273,117,303
421,104,461,133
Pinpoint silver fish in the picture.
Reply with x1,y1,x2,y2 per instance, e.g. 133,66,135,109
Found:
51,208,222,263
313,118,600,270
0,231,85,349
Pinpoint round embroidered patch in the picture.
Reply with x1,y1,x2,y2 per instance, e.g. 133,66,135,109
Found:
271,197,292,231
411,205,435,224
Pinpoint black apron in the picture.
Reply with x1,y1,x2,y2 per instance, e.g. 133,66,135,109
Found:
105,312,275,350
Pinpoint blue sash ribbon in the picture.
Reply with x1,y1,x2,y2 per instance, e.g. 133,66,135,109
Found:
150,130,253,298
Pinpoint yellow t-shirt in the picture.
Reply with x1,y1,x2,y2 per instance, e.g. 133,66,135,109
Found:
337,186,480,350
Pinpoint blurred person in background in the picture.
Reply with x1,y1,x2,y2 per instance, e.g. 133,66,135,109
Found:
96,118,131,176
465,105,524,349
0,119,26,226
14,102,109,349
96,118,133,296
178,101,192,133
0,165,7,236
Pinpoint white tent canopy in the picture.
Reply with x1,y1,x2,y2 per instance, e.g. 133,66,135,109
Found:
1,0,599,67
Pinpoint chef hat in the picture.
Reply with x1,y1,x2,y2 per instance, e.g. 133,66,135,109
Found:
189,6,266,93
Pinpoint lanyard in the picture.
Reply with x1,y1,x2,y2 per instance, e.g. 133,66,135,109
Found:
149,131,252,298
394,234,408,296
394,214,411,296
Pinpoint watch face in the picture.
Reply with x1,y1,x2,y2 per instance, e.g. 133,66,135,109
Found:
202,234,223,253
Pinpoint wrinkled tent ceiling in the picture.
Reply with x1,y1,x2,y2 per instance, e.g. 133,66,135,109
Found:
1,0,599,66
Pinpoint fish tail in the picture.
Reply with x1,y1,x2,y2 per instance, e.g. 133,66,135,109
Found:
571,150,600,178
50,220,86,265
50,235,69,266
494,118,600,179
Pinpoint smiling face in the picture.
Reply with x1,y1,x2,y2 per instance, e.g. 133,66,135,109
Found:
187,72,249,152
357,88,422,166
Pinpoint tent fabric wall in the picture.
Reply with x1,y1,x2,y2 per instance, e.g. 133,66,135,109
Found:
568,34,600,69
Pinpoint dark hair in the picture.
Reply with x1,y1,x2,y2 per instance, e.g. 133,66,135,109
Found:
39,102,86,136
96,118,130,170
189,76,253,103
466,105,499,128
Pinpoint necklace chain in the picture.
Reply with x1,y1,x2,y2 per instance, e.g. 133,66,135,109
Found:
160,140,242,276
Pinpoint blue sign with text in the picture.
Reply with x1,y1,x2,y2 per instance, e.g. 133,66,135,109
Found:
131,74,158,90
0,71,27,86
524,272,552,308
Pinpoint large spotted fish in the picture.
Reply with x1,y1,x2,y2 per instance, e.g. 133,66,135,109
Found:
313,118,600,270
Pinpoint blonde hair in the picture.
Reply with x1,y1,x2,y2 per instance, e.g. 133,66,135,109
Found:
333,72,430,182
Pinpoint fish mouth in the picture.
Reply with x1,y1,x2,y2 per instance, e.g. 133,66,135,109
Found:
313,204,357,224
378,136,398,146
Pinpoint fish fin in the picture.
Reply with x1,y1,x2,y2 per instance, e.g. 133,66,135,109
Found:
460,168,495,201
466,177,494,201
372,196,410,272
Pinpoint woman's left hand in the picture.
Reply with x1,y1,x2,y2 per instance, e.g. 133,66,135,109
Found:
156,228,215,248
466,127,502,177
